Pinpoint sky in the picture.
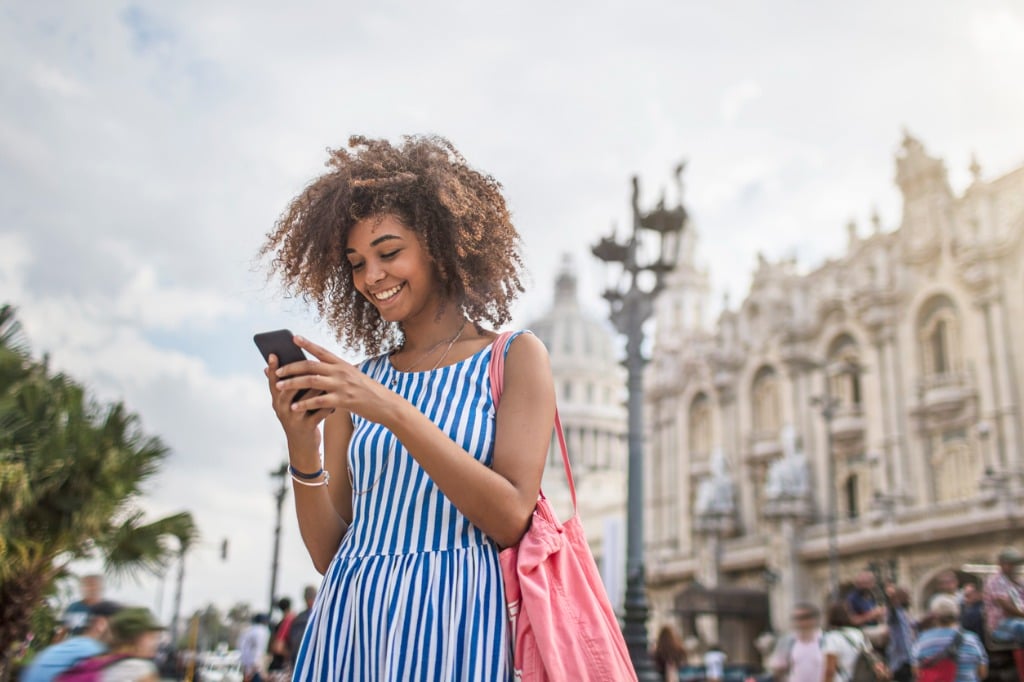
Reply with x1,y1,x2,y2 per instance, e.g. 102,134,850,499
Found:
2,1,1024,625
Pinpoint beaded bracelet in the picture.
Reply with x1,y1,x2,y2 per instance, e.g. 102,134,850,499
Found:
289,464,324,480
291,470,330,487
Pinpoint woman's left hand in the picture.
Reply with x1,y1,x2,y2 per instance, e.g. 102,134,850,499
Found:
273,335,395,422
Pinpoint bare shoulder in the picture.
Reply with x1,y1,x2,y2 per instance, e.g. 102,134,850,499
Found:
503,331,550,367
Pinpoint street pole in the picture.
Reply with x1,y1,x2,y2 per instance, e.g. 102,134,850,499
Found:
269,462,288,618
822,397,839,599
593,165,688,681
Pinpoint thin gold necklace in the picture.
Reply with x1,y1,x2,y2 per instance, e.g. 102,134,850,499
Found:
352,322,467,496
390,322,466,387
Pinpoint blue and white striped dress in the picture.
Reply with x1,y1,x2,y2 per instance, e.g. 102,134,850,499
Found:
292,336,514,681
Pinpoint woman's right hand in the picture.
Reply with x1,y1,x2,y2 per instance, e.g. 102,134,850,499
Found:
264,354,323,457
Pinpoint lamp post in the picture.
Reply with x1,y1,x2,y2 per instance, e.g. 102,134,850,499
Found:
811,390,840,599
269,462,288,618
592,163,688,680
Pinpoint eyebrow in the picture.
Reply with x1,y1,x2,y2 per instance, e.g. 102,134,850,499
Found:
345,234,402,254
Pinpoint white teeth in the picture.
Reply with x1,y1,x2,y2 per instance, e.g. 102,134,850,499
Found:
374,285,402,300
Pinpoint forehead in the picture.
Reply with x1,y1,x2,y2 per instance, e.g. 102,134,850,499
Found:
346,214,414,248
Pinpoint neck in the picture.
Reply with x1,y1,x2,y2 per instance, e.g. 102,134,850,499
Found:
400,311,467,351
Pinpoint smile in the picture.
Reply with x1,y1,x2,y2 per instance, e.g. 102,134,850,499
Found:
373,284,404,301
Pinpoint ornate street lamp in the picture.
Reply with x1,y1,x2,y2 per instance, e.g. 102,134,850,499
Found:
269,461,288,618
592,162,688,680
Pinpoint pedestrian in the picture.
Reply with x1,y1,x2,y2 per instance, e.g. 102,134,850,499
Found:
912,595,987,682
704,643,726,682
652,625,687,682
62,575,105,637
768,603,824,682
238,614,270,682
884,586,915,682
94,607,166,682
822,600,884,682
958,584,985,642
983,546,1024,644
21,601,121,682
267,597,294,679
259,135,554,681
286,586,317,670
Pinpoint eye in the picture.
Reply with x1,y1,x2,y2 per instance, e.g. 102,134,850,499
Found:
381,249,400,260
348,260,364,271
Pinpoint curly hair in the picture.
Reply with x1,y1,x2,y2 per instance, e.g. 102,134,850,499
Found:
261,135,525,355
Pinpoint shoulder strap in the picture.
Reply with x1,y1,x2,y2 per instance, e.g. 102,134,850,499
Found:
488,331,577,510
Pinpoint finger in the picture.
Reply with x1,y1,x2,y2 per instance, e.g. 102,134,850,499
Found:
294,335,342,363
276,374,325,393
275,359,322,378
291,390,329,414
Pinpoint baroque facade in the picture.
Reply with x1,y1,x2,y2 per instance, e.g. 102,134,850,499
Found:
645,133,1024,662
527,256,629,610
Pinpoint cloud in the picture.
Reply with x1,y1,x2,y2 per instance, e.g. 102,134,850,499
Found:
720,81,763,124
971,8,1024,55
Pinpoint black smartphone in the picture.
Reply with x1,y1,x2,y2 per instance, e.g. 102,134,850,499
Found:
254,329,318,412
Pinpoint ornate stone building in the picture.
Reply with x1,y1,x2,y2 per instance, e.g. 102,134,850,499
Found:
644,133,1024,662
527,256,629,609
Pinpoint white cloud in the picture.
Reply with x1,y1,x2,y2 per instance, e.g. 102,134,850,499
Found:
971,8,1024,55
720,81,763,124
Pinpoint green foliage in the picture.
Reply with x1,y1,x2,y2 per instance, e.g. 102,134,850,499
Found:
0,304,198,677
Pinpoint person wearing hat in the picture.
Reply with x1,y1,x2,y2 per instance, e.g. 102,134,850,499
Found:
21,601,122,682
984,547,1024,644
97,607,166,682
911,594,987,682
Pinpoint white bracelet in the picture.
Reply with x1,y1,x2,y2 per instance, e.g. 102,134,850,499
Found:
291,470,330,487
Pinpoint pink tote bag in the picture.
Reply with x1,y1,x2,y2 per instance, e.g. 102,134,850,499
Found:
490,332,637,682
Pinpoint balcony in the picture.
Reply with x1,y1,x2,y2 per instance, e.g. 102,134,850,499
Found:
748,430,782,461
830,404,866,443
919,371,974,417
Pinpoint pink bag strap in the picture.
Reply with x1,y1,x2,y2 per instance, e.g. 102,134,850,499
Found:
488,331,577,511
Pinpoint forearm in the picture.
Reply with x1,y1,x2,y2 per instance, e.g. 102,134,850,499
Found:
388,401,537,548
287,436,348,573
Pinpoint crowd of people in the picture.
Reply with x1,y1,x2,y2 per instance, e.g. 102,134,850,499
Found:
16,573,320,682
765,547,1024,682
650,546,1024,682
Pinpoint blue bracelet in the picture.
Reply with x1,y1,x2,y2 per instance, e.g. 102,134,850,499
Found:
289,464,324,480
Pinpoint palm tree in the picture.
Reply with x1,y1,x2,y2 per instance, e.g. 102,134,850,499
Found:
0,304,198,680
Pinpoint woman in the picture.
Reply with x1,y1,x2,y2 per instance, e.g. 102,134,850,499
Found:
99,607,164,682
260,136,555,681
821,600,883,682
912,595,988,682
653,625,687,682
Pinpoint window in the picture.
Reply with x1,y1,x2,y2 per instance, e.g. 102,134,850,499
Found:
752,367,781,433
688,393,712,458
845,474,859,519
918,295,961,377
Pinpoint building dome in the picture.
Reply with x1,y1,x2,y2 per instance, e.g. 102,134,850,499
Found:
527,256,619,372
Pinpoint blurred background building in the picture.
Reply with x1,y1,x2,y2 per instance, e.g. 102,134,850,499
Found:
643,133,1024,662
528,255,629,610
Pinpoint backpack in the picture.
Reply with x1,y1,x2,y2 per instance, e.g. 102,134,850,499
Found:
55,654,132,682
839,630,886,682
917,631,963,682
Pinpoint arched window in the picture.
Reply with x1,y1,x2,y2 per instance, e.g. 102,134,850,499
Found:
932,430,977,502
827,334,863,409
752,366,781,434
918,295,961,377
845,474,860,519
688,393,712,458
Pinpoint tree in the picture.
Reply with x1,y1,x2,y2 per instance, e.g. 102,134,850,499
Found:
0,304,198,680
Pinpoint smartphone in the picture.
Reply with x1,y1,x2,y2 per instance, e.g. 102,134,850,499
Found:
254,329,319,413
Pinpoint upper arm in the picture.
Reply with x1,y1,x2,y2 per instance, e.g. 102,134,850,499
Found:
491,333,556,502
323,408,354,523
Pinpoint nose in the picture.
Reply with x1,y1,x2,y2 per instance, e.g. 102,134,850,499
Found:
365,258,386,284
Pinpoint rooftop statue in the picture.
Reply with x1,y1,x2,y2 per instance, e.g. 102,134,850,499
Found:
695,448,735,517
765,424,810,501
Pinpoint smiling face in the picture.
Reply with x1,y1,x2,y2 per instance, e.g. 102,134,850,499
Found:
345,214,442,325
